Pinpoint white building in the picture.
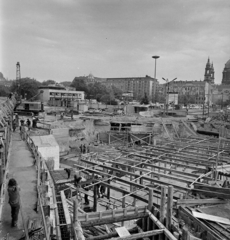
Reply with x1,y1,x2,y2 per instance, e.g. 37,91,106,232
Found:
39,86,85,107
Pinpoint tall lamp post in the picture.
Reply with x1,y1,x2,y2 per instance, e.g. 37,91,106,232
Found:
152,56,160,103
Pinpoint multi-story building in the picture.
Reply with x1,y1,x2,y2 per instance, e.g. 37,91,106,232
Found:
159,80,206,105
158,58,216,105
38,85,85,107
105,75,159,102
76,74,159,102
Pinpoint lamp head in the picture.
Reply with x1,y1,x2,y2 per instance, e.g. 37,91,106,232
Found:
152,56,160,59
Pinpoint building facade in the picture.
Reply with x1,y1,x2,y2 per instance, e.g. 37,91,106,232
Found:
39,86,85,107
159,80,206,105
105,76,159,102
74,74,159,102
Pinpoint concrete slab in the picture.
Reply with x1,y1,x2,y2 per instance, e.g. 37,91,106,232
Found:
0,132,40,240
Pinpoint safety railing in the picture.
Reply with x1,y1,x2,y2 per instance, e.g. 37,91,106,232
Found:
23,130,61,240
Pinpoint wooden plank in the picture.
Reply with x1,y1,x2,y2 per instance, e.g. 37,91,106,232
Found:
191,189,230,199
147,209,177,240
177,198,227,206
60,191,71,225
181,120,197,136
78,206,146,221
78,159,190,190
192,211,230,225
194,183,230,195
84,228,137,240
81,212,148,227
178,206,223,240
112,229,164,240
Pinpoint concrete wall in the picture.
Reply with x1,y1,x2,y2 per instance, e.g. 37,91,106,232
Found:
38,145,60,170
51,128,69,153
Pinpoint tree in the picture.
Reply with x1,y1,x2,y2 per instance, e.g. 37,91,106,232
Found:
140,93,149,104
42,80,56,86
0,85,10,97
10,78,41,100
60,81,72,87
100,94,111,104
71,78,89,94
111,86,122,100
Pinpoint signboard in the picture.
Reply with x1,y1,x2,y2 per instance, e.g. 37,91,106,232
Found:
166,92,178,105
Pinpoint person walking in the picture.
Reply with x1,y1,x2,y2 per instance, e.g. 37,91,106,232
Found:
26,119,31,130
12,119,17,132
82,144,86,154
7,178,20,227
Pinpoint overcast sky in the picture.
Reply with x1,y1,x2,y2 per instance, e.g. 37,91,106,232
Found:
1,0,230,84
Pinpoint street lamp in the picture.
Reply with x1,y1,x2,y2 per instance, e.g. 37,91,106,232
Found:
162,78,177,114
152,56,160,79
152,56,160,103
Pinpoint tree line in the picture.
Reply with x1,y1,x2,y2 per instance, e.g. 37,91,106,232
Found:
0,76,123,105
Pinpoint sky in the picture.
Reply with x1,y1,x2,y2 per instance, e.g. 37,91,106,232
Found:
0,0,230,84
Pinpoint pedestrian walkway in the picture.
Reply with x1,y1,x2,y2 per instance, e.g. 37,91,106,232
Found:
0,131,39,239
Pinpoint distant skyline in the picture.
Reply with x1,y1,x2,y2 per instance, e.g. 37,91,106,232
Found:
1,0,230,84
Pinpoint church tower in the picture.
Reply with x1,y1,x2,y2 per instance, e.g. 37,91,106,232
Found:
204,58,214,84
222,59,230,85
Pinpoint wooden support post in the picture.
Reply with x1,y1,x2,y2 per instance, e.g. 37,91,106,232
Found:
159,186,166,240
73,198,78,222
93,185,98,212
107,179,110,200
148,188,153,212
160,186,166,224
122,192,126,226
151,167,154,182
147,209,177,240
166,186,173,232
130,174,133,192
147,188,153,231
140,164,143,185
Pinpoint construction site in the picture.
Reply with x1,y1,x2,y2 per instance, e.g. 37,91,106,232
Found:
1,95,230,240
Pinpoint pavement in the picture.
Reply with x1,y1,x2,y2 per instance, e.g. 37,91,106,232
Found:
0,130,39,240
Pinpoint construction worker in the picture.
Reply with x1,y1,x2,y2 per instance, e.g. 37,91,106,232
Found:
74,175,82,188
64,168,71,179
82,144,86,154
83,184,90,205
7,178,20,227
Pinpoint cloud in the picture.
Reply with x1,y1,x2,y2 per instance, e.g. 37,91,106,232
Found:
1,0,229,83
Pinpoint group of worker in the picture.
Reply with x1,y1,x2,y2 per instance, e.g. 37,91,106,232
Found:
63,168,106,206
12,113,39,133
79,144,90,154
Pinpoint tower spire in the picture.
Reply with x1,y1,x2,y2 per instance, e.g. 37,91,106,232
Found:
16,62,21,80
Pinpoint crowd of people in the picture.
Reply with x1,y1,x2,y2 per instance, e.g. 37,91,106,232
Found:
12,113,39,139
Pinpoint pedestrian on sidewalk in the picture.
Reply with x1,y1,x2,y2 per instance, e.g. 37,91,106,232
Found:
7,178,20,227
26,119,31,130
12,119,17,132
